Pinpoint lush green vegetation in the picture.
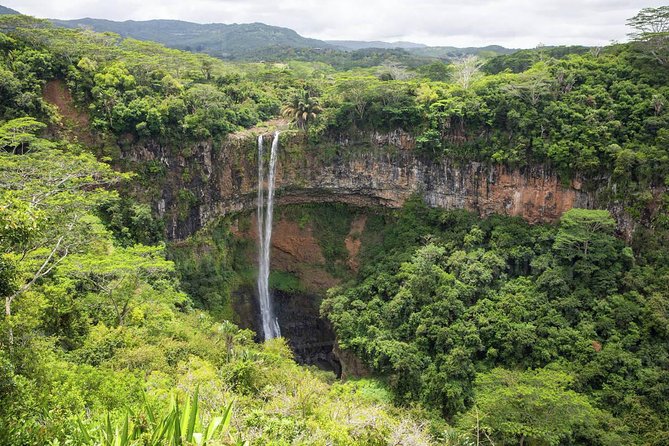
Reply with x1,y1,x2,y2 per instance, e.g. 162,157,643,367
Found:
308,45,669,184
323,199,669,445
3,13,667,196
0,121,440,444
1,6,668,446
166,218,253,321
0,15,295,143
0,17,443,445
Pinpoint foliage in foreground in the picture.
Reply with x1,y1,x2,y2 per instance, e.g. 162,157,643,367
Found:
75,388,233,446
0,124,440,446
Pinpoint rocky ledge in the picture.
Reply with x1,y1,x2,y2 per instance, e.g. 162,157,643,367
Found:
124,130,596,240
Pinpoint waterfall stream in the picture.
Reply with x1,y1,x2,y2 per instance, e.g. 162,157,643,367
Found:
257,132,281,340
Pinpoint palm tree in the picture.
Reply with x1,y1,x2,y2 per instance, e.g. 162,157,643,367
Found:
281,90,322,132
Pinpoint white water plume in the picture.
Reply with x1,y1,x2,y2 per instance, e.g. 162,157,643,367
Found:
256,132,281,340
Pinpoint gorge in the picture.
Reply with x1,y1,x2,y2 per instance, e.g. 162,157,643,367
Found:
3,10,669,442
43,75,656,374
121,128,633,372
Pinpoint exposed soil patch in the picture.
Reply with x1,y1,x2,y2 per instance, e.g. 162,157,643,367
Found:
344,215,367,272
43,79,94,144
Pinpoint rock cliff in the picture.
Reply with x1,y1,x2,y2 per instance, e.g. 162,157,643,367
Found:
124,130,596,240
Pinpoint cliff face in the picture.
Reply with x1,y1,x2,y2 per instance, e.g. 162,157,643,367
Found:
124,131,606,372
125,130,595,240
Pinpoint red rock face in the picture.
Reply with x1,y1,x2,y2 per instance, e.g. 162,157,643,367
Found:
125,131,596,240
237,214,340,294
474,166,581,224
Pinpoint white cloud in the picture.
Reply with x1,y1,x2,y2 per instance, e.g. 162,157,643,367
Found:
3,0,666,47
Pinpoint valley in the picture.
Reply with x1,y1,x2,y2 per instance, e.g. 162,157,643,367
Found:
0,5,668,445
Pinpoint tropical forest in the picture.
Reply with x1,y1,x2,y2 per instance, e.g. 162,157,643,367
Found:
0,2,668,445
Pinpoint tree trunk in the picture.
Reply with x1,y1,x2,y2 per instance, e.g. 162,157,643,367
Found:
5,295,13,346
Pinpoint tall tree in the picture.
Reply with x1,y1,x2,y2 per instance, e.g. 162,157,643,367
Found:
451,55,483,90
58,244,181,326
0,123,123,345
553,209,616,260
627,6,669,66
281,89,322,132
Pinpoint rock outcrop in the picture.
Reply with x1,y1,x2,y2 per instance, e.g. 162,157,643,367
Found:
123,131,595,240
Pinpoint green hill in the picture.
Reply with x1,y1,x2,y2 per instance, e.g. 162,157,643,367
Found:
409,44,517,58
52,16,514,62
327,39,428,50
53,18,336,59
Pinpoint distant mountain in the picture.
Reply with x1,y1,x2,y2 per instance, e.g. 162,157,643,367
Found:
0,5,21,14
409,45,517,59
48,16,514,62
328,40,427,50
53,18,336,59
328,41,516,59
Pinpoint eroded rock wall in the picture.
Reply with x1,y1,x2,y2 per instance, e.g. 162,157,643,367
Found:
124,131,595,240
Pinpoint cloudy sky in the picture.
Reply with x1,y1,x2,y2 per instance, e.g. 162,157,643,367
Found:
3,0,665,47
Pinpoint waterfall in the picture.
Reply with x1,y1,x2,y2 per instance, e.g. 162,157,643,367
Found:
256,132,281,340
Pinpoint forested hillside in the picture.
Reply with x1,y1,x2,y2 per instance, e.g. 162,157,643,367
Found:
51,16,514,62
0,15,442,445
324,200,669,445
0,6,668,446
53,18,336,60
